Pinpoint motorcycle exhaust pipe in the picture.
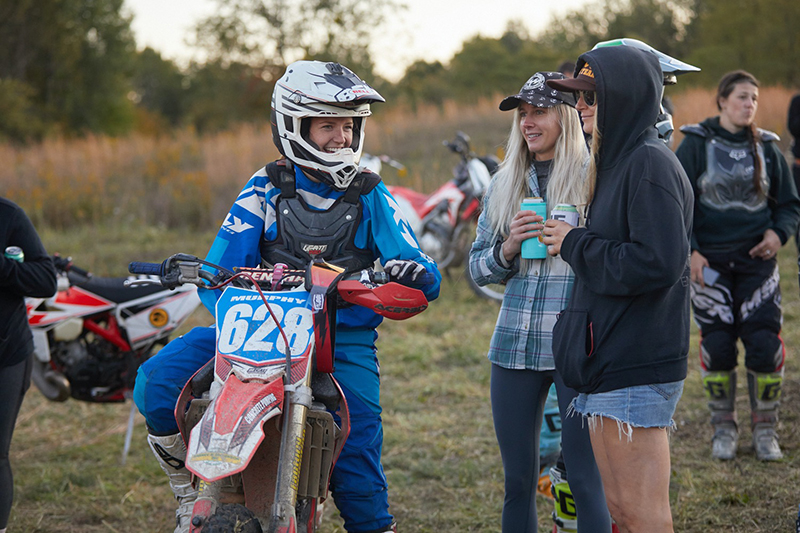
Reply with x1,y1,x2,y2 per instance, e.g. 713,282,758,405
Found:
31,362,71,402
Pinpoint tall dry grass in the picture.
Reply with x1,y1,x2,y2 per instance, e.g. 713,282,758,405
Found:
1,87,796,231
0,125,280,230
669,86,795,151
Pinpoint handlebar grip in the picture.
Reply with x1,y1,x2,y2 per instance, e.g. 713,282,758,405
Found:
128,261,164,276
69,264,91,278
372,270,435,286
370,271,390,285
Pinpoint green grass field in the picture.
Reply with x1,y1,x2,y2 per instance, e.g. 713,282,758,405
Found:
8,227,800,532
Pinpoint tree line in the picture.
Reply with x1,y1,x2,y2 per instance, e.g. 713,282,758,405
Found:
1,0,797,143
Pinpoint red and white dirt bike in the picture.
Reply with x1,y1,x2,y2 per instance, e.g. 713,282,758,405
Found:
365,132,503,301
126,255,430,532
26,254,200,404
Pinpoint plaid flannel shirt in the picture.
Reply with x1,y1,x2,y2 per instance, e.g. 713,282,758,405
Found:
468,165,575,370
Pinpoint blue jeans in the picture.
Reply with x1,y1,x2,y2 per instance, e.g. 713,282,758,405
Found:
572,380,684,436
134,325,393,533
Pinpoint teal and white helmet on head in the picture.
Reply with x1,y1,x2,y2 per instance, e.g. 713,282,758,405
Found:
593,38,701,143
593,38,700,83
271,60,385,190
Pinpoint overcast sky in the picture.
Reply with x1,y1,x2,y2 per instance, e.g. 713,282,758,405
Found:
125,0,591,81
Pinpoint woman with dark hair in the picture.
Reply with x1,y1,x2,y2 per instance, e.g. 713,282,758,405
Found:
675,70,800,462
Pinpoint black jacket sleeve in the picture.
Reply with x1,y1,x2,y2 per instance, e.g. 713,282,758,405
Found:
788,95,800,143
0,207,57,298
787,94,800,159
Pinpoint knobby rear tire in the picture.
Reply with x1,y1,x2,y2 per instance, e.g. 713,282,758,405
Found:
203,503,263,533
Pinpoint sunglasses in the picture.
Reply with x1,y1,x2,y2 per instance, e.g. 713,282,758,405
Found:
575,90,597,107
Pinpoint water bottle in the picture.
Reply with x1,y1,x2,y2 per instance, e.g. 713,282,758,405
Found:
520,197,548,259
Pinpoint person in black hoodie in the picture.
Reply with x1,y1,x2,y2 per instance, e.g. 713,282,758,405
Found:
789,92,800,277
675,71,800,463
789,92,800,195
543,46,693,533
0,197,57,533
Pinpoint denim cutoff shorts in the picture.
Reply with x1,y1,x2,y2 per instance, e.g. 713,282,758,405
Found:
570,380,684,439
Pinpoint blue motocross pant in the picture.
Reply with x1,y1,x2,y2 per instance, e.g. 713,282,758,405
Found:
133,325,393,533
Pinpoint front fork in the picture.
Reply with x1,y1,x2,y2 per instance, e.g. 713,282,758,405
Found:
268,381,313,533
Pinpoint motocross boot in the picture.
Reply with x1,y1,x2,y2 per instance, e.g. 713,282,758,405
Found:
702,369,738,460
747,369,784,461
148,433,198,533
549,463,577,533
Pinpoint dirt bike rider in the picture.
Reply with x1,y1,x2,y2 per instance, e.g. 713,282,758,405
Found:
132,60,441,533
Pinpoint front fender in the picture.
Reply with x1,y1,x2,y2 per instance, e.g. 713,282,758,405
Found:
186,374,285,482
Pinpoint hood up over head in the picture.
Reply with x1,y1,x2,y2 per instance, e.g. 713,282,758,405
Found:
577,46,663,170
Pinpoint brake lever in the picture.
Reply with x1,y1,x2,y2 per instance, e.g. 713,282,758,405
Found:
124,278,162,288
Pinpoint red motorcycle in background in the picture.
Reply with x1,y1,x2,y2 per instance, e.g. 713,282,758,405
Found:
26,254,201,404
364,131,503,301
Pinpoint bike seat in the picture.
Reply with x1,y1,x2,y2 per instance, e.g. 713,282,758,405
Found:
311,371,341,412
68,272,167,303
191,358,216,395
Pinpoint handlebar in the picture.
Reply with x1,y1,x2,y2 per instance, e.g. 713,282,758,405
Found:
127,255,435,291
366,270,436,287
52,254,91,278
443,131,473,160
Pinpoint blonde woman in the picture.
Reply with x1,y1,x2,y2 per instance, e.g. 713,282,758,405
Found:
469,71,610,533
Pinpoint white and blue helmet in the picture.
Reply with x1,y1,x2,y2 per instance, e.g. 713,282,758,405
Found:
271,60,385,190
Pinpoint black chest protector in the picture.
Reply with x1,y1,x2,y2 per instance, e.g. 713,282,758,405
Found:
681,123,776,213
260,161,380,272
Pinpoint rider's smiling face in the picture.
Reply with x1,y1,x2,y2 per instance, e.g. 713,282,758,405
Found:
308,117,354,154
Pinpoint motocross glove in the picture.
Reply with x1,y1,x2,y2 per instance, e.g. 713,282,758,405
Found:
384,259,426,283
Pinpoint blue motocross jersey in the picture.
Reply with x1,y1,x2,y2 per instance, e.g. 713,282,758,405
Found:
199,164,441,330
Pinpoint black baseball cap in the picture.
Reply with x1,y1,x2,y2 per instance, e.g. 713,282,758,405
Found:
499,72,577,111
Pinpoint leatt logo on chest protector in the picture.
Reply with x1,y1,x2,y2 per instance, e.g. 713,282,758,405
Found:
302,243,328,255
